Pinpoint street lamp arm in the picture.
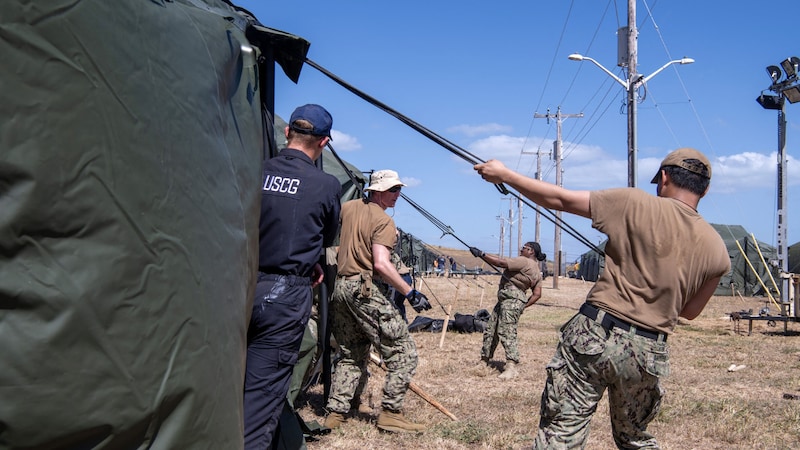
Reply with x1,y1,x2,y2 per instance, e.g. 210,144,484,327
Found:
568,53,628,89
639,57,694,85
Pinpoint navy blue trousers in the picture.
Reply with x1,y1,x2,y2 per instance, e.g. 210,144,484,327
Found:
243,273,311,450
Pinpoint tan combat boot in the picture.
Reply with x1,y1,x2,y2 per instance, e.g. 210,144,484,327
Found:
376,409,426,433
498,361,519,380
355,401,374,415
323,412,347,430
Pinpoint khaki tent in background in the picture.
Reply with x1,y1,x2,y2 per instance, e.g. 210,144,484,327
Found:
0,1,308,448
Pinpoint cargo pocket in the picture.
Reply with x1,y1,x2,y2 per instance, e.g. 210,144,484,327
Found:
639,342,670,378
539,355,568,422
278,348,299,366
378,310,407,340
562,314,607,356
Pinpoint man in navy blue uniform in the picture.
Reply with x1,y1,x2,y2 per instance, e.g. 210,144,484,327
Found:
243,104,342,449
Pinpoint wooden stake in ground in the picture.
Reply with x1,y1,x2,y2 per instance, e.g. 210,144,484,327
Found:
438,284,458,348
438,304,452,348
368,352,458,421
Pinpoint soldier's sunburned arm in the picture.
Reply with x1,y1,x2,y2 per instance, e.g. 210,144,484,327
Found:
680,276,721,320
373,243,413,295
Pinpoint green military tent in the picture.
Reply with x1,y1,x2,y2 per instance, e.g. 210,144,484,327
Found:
788,241,800,275
1,2,312,448
712,224,779,297
577,241,607,282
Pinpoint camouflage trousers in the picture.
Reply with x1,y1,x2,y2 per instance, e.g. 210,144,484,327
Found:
326,277,418,414
534,312,670,449
481,287,526,363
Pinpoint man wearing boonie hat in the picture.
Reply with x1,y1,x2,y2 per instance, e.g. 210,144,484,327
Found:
243,104,341,449
324,169,432,434
474,147,730,448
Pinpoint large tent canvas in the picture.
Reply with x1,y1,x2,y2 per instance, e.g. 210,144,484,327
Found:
0,1,295,447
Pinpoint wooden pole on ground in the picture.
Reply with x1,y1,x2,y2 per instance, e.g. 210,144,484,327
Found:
438,284,458,348
368,352,458,421
438,304,452,348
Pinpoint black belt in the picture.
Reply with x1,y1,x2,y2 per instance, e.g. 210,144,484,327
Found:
337,274,363,281
257,272,311,286
579,303,667,342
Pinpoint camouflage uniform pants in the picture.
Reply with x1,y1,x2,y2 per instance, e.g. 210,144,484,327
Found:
326,278,418,414
534,312,669,449
481,287,526,363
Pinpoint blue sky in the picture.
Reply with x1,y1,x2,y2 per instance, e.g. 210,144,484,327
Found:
236,0,800,264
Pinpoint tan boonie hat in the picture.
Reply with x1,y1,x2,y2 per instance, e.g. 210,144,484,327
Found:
650,147,712,184
365,169,406,192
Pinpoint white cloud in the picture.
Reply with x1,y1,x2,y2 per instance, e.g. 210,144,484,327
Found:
465,133,800,196
469,135,532,161
447,123,513,137
401,176,422,188
708,152,799,193
330,130,362,151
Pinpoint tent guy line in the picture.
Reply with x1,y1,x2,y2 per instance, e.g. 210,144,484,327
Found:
308,57,603,256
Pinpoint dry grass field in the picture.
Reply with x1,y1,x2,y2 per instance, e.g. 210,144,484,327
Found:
296,275,800,449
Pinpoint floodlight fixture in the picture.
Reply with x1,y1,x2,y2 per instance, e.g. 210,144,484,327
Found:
784,85,800,104
767,65,783,84
757,92,784,110
780,56,800,79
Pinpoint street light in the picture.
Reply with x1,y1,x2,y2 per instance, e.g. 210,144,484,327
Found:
756,55,800,314
568,53,694,187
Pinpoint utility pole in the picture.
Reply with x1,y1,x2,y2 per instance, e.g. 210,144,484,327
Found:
496,216,505,259
517,197,523,254
534,107,583,289
506,198,514,258
625,0,638,187
569,0,693,187
521,146,547,243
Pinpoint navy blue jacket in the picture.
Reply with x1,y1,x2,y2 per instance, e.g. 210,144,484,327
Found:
258,148,341,277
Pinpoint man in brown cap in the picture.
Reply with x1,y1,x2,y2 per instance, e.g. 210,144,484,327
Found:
474,147,730,449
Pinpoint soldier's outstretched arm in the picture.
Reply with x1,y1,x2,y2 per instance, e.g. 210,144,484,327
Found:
474,159,591,219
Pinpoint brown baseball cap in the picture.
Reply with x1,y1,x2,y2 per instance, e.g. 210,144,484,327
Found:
650,147,711,184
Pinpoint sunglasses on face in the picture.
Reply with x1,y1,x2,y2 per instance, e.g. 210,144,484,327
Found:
387,186,402,193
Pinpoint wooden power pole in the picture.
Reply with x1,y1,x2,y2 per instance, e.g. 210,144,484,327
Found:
534,107,583,289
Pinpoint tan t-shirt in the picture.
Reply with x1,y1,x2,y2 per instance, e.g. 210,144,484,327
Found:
587,188,730,333
336,199,397,277
500,256,542,293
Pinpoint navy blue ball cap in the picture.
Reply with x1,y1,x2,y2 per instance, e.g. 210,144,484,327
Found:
289,104,332,138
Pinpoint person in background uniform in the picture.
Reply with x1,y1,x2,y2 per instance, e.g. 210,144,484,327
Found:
323,169,432,434
243,104,341,449
469,241,545,379
474,147,730,449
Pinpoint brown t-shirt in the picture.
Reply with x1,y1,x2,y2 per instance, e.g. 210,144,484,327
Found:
587,188,730,334
336,199,397,277
499,256,542,293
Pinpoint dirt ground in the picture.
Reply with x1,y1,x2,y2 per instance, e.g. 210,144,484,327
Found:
295,275,800,449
